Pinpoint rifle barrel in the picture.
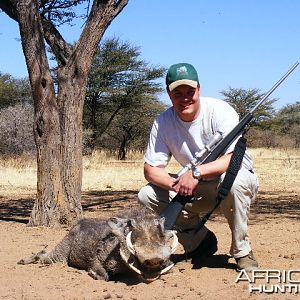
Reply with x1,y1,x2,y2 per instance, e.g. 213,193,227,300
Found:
204,61,300,163
251,61,299,113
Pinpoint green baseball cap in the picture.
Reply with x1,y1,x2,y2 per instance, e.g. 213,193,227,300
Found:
166,63,199,91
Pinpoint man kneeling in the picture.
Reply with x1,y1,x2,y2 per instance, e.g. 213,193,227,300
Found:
138,63,259,272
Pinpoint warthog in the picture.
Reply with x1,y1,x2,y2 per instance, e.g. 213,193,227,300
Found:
18,205,178,282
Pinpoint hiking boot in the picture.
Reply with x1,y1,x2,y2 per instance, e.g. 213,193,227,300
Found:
235,250,258,271
185,230,218,259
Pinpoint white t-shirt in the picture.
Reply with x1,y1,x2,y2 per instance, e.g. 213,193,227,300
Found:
144,96,254,170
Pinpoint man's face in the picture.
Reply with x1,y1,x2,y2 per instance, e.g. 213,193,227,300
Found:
168,85,200,122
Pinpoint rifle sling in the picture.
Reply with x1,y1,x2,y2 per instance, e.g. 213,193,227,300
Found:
193,134,247,233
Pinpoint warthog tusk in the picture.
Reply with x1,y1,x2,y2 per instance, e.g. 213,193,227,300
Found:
119,247,175,279
170,231,178,254
125,231,136,256
119,248,142,275
159,262,174,275
122,229,177,279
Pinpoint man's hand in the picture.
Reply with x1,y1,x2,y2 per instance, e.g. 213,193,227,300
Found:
172,170,199,196
144,153,232,195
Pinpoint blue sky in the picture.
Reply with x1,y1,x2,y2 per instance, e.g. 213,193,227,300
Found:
0,0,299,109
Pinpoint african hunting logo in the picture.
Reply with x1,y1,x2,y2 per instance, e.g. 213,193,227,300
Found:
235,269,300,294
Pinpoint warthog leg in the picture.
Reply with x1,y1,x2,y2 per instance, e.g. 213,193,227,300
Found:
88,261,109,281
18,248,53,265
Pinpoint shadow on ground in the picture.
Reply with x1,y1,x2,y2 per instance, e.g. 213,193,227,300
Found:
0,190,299,224
0,190,138,224
0,196,34,223
191,254,236,270
172,253,236,270
81,189,138,217
250,191,300,221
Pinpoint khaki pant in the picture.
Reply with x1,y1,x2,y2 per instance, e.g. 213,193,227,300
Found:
138,167,259,258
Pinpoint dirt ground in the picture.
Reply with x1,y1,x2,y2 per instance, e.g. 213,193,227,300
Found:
1,188,300,300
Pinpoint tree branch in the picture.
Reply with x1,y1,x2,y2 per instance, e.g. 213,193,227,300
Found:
72,0,128,75
16,0,55,103
0,0,19,22
41,18,73,66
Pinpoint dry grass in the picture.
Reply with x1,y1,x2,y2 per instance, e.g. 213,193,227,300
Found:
0,148,299,196
249,148,300,193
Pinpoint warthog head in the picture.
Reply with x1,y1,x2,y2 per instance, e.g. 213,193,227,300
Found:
108,209,178,282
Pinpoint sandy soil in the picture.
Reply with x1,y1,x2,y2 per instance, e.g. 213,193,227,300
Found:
1,188,300,300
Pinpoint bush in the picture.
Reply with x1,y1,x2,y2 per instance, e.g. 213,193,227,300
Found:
247,127,299,149
0,103,35,155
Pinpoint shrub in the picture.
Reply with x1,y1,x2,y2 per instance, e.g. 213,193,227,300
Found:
0,103,35,155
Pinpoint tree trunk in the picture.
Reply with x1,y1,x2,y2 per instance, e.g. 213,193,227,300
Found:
118,126,132,160
89,92,99,151
118,136,127,160
29,73,85,226
16,0,86,226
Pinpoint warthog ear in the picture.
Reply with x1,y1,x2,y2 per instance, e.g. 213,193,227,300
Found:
107,217,129,237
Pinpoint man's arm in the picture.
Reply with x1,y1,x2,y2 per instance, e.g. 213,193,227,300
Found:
144,153,233,196
144,163,176,191
197,152,233,179
173,153,233,196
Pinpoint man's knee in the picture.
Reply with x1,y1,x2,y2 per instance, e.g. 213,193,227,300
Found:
230,168,259,201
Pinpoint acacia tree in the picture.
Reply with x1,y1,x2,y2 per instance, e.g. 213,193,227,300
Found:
84,37,165,152
0,0,128,226
221,87,276,128
102,96,166,159
272,101,300,147
0,73,32,108
273,101,300,133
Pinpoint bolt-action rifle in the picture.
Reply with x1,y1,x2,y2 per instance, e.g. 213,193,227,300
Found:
161,61,299,230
